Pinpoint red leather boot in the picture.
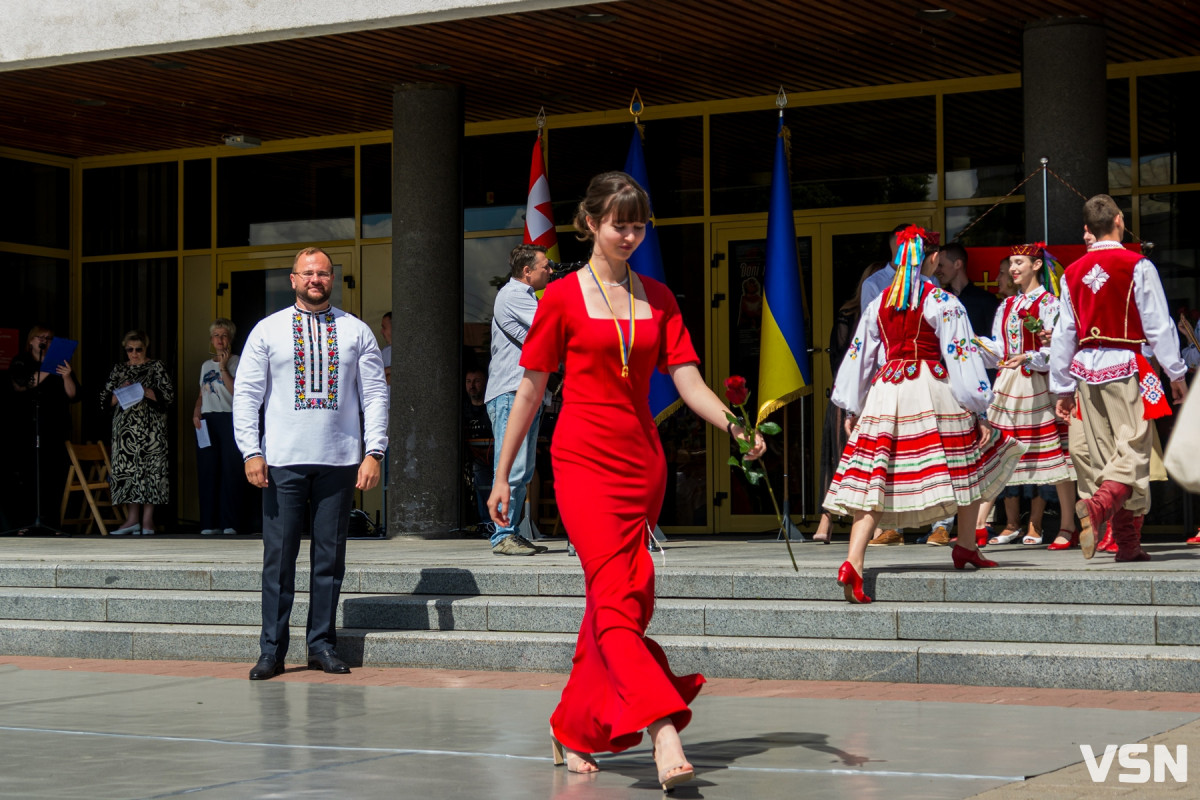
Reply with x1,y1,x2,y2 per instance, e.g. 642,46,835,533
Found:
1077,481,1132,560
1113,511,1151,562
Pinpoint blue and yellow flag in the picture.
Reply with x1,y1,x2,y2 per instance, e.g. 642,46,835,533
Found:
757,116,813,420
625,123,683,423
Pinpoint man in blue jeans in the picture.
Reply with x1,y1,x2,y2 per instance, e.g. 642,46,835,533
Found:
486,243,553,555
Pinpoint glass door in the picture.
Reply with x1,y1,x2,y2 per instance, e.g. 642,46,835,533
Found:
217,248,357,343
712,223,821,533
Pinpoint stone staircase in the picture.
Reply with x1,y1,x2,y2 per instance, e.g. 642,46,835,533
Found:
2,558,1199,691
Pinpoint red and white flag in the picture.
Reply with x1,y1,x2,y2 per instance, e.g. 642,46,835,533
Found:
524,134,560,262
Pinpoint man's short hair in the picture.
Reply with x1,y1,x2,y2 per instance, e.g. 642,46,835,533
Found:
941,242,968,267
1084,194,1122,237
293,246,331,270
509,244,548,278
382,311,392,321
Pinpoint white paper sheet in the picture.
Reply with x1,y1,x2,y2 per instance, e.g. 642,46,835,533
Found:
195,419,211,448
113,382,145,410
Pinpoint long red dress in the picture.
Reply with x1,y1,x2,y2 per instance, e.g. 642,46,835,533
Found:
520,271,705,755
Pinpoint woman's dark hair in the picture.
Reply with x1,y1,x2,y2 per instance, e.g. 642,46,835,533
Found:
573,171,651,242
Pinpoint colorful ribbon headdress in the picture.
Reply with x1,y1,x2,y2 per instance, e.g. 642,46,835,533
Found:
885,225,928,310
1011,241,1063,296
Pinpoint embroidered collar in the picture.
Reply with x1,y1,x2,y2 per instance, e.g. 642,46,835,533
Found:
295,304,333,316
1088,241,1126,251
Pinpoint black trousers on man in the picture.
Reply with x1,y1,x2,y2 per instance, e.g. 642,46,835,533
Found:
259,463,356,660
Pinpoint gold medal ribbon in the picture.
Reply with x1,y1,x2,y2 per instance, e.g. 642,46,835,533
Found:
587,262,635,378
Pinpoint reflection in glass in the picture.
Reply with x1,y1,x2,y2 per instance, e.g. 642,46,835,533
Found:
361,144,391,238
946,202,1026,246
726,237,815,518
943,89,1023,200
711,99,936,214
218,148,354,247
83,162,177,256
0,157,70,250
1107,79,1131,191
548,118,703,225
1137,72,1200,187
183,159,211,250
2,253,70,350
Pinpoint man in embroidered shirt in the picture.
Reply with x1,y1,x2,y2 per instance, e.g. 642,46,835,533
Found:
233,246,389,680
486,243,553,556
1050,195,1187,562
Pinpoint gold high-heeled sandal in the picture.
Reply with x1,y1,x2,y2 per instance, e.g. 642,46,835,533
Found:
652,744,695,792
550,736,599,773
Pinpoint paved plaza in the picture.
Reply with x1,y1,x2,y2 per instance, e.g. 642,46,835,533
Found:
1,656,1198,799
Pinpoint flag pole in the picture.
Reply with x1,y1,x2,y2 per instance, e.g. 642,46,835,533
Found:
1040,157,1049,242
775,410,805,542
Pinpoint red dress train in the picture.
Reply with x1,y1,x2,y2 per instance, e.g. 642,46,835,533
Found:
520,273,705,754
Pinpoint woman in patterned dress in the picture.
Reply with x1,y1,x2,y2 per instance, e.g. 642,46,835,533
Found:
823,227,1025,603
976,244,1078,548
101,330,174,535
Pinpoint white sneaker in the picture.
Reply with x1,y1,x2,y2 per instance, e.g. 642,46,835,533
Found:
110,524,140,536
200,529,221,535
222,528,238,535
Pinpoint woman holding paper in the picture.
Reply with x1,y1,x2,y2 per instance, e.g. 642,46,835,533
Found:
101,330,174,535
192,319,243,535
5,325,80,528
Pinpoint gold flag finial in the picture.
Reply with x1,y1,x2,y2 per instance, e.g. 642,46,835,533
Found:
629,89,644,123
776,85,788,117
536,106,546,135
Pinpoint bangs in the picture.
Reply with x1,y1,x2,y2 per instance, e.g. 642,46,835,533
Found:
605,186,650,224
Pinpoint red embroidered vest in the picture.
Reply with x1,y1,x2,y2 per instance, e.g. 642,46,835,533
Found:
1064,245,1146,351
1002,289,1048,358
874,284,947,384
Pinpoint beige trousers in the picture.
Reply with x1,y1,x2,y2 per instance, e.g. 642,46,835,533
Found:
1070,375,1153,514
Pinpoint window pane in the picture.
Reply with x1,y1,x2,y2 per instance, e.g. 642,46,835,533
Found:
548,119,704,225
0,158,70,250
1140,191,1200,314
217,148,354,247
361,144,392,238
83,162,177,256
946,201,1026,246
80,258,180,523
464,132,529,233
712,99,936,214
0,253,70,358
1107,79,1132,191
944,89,1024,200
1138,72,1200,187
183,159,211,250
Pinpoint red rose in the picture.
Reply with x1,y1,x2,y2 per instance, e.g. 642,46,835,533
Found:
724,375,749,406
1017,308,1030,319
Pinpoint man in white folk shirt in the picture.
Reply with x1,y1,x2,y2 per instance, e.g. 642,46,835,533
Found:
234,246,389,680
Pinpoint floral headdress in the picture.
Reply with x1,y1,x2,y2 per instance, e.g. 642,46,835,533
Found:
884,225,929,310
1010,241,1063,297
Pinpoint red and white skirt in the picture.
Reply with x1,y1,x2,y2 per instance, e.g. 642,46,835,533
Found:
987,367,1076,486
823,370,1026,528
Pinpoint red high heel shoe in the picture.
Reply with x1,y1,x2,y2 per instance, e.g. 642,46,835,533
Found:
975,528,989,548
951,545,998,569
836,561,872,604
1047,527,1079,551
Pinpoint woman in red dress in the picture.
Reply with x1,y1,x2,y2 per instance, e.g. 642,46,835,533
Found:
488,171,764,792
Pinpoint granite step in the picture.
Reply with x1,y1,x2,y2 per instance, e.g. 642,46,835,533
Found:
1,619,1197,692
1,562,1196,605
2,587,1198,647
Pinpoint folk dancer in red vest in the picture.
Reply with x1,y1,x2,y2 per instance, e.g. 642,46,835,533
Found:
824,226,1026,603
976,244,1078,548
1050,194,1189,561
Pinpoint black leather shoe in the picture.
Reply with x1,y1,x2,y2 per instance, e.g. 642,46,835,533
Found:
249,654,284,680
307,649,351,674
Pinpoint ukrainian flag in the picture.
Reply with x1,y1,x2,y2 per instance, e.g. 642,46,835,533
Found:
757,116,812,420
625,123,683,422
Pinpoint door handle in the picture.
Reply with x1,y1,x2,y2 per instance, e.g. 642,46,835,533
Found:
216,282,229,296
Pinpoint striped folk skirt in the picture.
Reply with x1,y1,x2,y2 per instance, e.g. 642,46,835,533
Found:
987,367,1076,486
823,370,1026,529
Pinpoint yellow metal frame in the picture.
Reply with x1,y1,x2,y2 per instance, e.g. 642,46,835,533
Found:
5,58,1199,533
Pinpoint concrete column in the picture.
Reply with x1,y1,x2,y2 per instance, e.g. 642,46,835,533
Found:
390,82,463,537
1023,17,1107,244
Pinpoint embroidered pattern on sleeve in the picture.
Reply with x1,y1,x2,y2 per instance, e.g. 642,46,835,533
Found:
945,337,978,362
846,337,862,361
